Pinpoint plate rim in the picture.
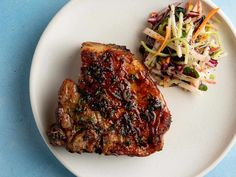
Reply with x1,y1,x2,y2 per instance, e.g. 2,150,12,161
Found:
29,0,236,177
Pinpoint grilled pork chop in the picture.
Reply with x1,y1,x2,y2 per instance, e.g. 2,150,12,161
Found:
48,42,171,156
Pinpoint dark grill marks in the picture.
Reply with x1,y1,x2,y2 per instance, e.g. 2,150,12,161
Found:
48,42,171,156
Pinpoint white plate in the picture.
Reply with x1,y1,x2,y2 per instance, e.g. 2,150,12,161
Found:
30,0,236,177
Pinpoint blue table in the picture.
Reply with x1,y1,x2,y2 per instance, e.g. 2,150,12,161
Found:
0,0,235,177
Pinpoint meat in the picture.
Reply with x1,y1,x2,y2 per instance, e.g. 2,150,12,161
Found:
47,42,171,156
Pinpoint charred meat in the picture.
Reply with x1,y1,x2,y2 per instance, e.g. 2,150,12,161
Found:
48,42,171,156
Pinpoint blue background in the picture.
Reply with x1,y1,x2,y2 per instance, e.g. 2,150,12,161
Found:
0,0,235,177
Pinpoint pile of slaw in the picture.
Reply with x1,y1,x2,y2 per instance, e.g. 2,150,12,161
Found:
140,0,226,93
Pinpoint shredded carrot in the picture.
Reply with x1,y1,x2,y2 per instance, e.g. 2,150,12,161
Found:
166,57,170,64
150,33,164,42
210,47,220,53
161,57,170,65
192,8,220,41
199,34,207,42
153,35,164,42
154,25,171,57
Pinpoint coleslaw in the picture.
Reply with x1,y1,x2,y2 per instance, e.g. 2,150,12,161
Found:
140,0,226,93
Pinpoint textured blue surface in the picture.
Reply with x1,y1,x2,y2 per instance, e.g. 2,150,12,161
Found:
0,0,235,177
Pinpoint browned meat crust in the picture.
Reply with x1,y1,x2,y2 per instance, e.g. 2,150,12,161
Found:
47,42,171,156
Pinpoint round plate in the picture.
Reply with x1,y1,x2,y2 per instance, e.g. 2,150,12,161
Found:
30,0,236,177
